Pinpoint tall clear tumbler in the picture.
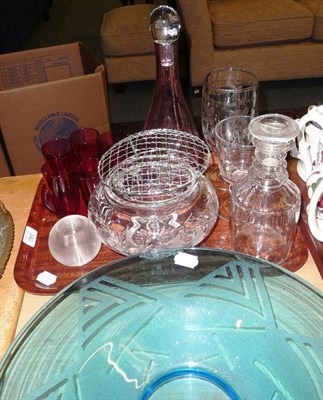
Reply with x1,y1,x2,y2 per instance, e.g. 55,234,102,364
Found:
201,67,258,158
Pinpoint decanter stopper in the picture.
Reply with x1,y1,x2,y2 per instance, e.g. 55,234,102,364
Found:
144,6,199,137
149,4,180,44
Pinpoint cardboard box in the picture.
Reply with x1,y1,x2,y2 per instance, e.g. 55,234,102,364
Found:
0,42,110,175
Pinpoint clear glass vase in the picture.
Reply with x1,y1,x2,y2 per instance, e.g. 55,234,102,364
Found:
144,5,199,137
230,114,301,264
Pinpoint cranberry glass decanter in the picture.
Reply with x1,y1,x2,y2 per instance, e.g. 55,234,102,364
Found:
144,6,199,136
230,114,301,264
88,129,218,256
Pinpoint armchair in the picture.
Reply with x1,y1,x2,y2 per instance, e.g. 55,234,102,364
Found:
176,0,323,94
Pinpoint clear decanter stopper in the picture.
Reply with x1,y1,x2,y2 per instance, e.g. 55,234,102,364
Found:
144,5,199,137
230,114,301,264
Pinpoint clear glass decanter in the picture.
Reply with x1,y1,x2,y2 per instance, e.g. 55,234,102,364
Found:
144,5,199,137
230,114,301,264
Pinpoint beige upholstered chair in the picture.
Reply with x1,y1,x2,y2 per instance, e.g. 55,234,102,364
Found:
100,1,183,87
101,4,156,84
177,0,323,94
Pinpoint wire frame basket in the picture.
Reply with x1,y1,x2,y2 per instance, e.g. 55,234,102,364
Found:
98,129,211,204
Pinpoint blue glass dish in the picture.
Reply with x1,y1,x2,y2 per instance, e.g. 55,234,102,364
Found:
0,248,322,399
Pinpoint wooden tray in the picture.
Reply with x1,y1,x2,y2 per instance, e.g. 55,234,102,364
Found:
14,164,309,295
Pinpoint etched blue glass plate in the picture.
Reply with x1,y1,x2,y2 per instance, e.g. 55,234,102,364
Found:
0,248,322,399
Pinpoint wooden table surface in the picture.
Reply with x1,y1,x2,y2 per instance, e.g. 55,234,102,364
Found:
0,174,322,362
0,174,41,360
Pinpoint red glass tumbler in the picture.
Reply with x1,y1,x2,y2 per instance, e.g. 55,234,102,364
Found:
41,138,75,175
69,128,101,177
41,162,83,217
69,128,102,204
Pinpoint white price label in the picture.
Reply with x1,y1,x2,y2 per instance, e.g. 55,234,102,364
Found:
36,271,57,286
23,226,38,248
174,252,199,269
